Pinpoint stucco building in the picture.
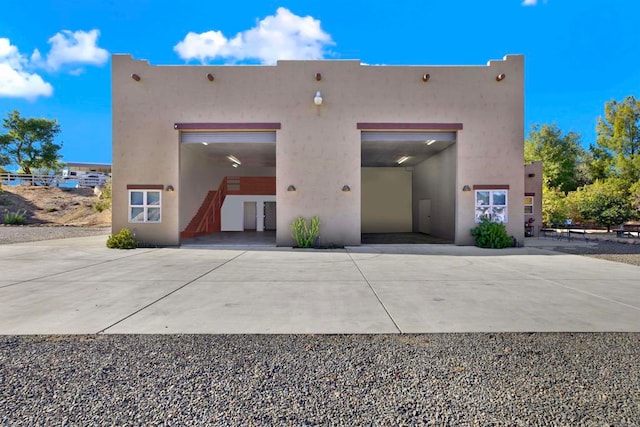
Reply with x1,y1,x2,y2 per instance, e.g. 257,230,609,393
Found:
112,54,530,246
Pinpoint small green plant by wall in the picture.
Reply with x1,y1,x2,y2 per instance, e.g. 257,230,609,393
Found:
470,217,514,249
290,216,320,248
106,228,137,249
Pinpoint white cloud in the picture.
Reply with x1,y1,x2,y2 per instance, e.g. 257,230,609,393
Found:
0,38,53,100
522,0,538,5
174,7,334,64
37,29,109,71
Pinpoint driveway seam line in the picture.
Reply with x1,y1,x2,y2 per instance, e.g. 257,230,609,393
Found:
96,250,248,334
0,248,160,290
346,250,402,333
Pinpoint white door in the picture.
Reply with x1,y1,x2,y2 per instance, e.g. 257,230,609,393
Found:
419,199,431,234
243,202,257,230
264,202,276,230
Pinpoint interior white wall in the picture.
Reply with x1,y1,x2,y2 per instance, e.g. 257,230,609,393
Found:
221,195,276,231
412,145,456,240
361,167,412,233
179,144,275,231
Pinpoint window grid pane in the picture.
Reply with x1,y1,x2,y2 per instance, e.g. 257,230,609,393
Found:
475,190,508,223
129,190,162,224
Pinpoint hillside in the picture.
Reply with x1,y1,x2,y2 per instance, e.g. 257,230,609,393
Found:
0,185,111,227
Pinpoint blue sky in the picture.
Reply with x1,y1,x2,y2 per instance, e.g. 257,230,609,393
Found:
1,0,639,166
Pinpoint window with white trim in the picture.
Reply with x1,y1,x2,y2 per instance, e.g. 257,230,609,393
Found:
524,196,534,214
129,190,161,223
475,190,508,223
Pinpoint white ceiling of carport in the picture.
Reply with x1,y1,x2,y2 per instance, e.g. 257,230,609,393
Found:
180,131,456,168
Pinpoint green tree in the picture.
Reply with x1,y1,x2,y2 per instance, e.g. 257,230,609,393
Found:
525,123,586,193
595,95,640,185
0,110,62,175
572,180,633,231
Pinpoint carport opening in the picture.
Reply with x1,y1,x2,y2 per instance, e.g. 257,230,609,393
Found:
360,130,457,244
178,128,277,246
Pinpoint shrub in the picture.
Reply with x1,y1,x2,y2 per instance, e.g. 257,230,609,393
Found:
3,208,27,225
470,217,514,248
93,181,112,212
290,216,320,248
106,228,137,249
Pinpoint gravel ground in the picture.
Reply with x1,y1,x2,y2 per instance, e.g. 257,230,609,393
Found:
0,225,110,245
1,334,638,426
544,239,640,266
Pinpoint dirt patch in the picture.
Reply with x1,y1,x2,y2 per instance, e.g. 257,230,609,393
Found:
0,185,110,227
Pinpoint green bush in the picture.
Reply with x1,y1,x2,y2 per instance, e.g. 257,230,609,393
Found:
106,228,137,249
470,217,514,248
3,208,27,225
290,216,320,248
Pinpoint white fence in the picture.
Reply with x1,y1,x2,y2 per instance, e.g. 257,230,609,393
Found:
1,173,108,188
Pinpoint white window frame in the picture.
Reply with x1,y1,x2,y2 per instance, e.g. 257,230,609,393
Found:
475,189,508,223
128,190,162,223
524,196,534,215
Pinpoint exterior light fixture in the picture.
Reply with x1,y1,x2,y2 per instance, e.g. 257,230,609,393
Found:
528,173,536,177
426,140,436,145
342,185,351,192
287,185,296,192
226,155,241,165
422,73,430,82
315,72,322,81
166,185,175,192
131,73,141,81
314,91,323,106
206,73,214,81
396,156,410,165
496,73,506,82
462,185,471,192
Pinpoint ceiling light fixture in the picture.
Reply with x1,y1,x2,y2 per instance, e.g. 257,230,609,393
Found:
202,142,208,146
396,156,410,165
426,140,436,145
226,155,241,165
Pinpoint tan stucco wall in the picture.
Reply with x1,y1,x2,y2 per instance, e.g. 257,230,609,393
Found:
361,168,412,233
412,145,457,240
112,54,524,246
525,160,543,234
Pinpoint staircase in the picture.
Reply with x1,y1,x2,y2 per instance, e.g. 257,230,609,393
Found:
181,176,275,238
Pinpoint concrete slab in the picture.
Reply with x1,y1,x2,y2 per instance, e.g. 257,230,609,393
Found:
105,280,398,334
0,279,184,334
0,236,638,334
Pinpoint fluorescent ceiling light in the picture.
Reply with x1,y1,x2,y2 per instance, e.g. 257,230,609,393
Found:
202,142,208,146
426,140,436,145
226,155,241,165
232,163,238,168
396,156,410,164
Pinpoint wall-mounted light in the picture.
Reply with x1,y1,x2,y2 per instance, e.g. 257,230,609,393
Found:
315,72,322,81
166,185,175,192
396,156,410,165
314,90,323,106
496,73,506,82
287,185,296,192
462,185,471,192
425,140,436,145
528,173,536,178
131,73,141,82
342,185,351,192
206,73,214,82
422,73,430,82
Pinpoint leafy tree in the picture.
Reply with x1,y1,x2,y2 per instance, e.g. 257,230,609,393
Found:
0,110,62,175
525,123,586,193
541,185,569,226
630,181,640,217
595,95,640,185
572,180,633,231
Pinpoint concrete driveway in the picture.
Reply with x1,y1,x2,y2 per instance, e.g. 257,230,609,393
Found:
0,236,638,334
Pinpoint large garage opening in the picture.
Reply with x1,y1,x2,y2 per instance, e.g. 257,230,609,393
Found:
178,127,277,246
360,129,457,244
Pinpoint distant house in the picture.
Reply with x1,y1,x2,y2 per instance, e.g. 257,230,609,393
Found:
112,54,535,246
